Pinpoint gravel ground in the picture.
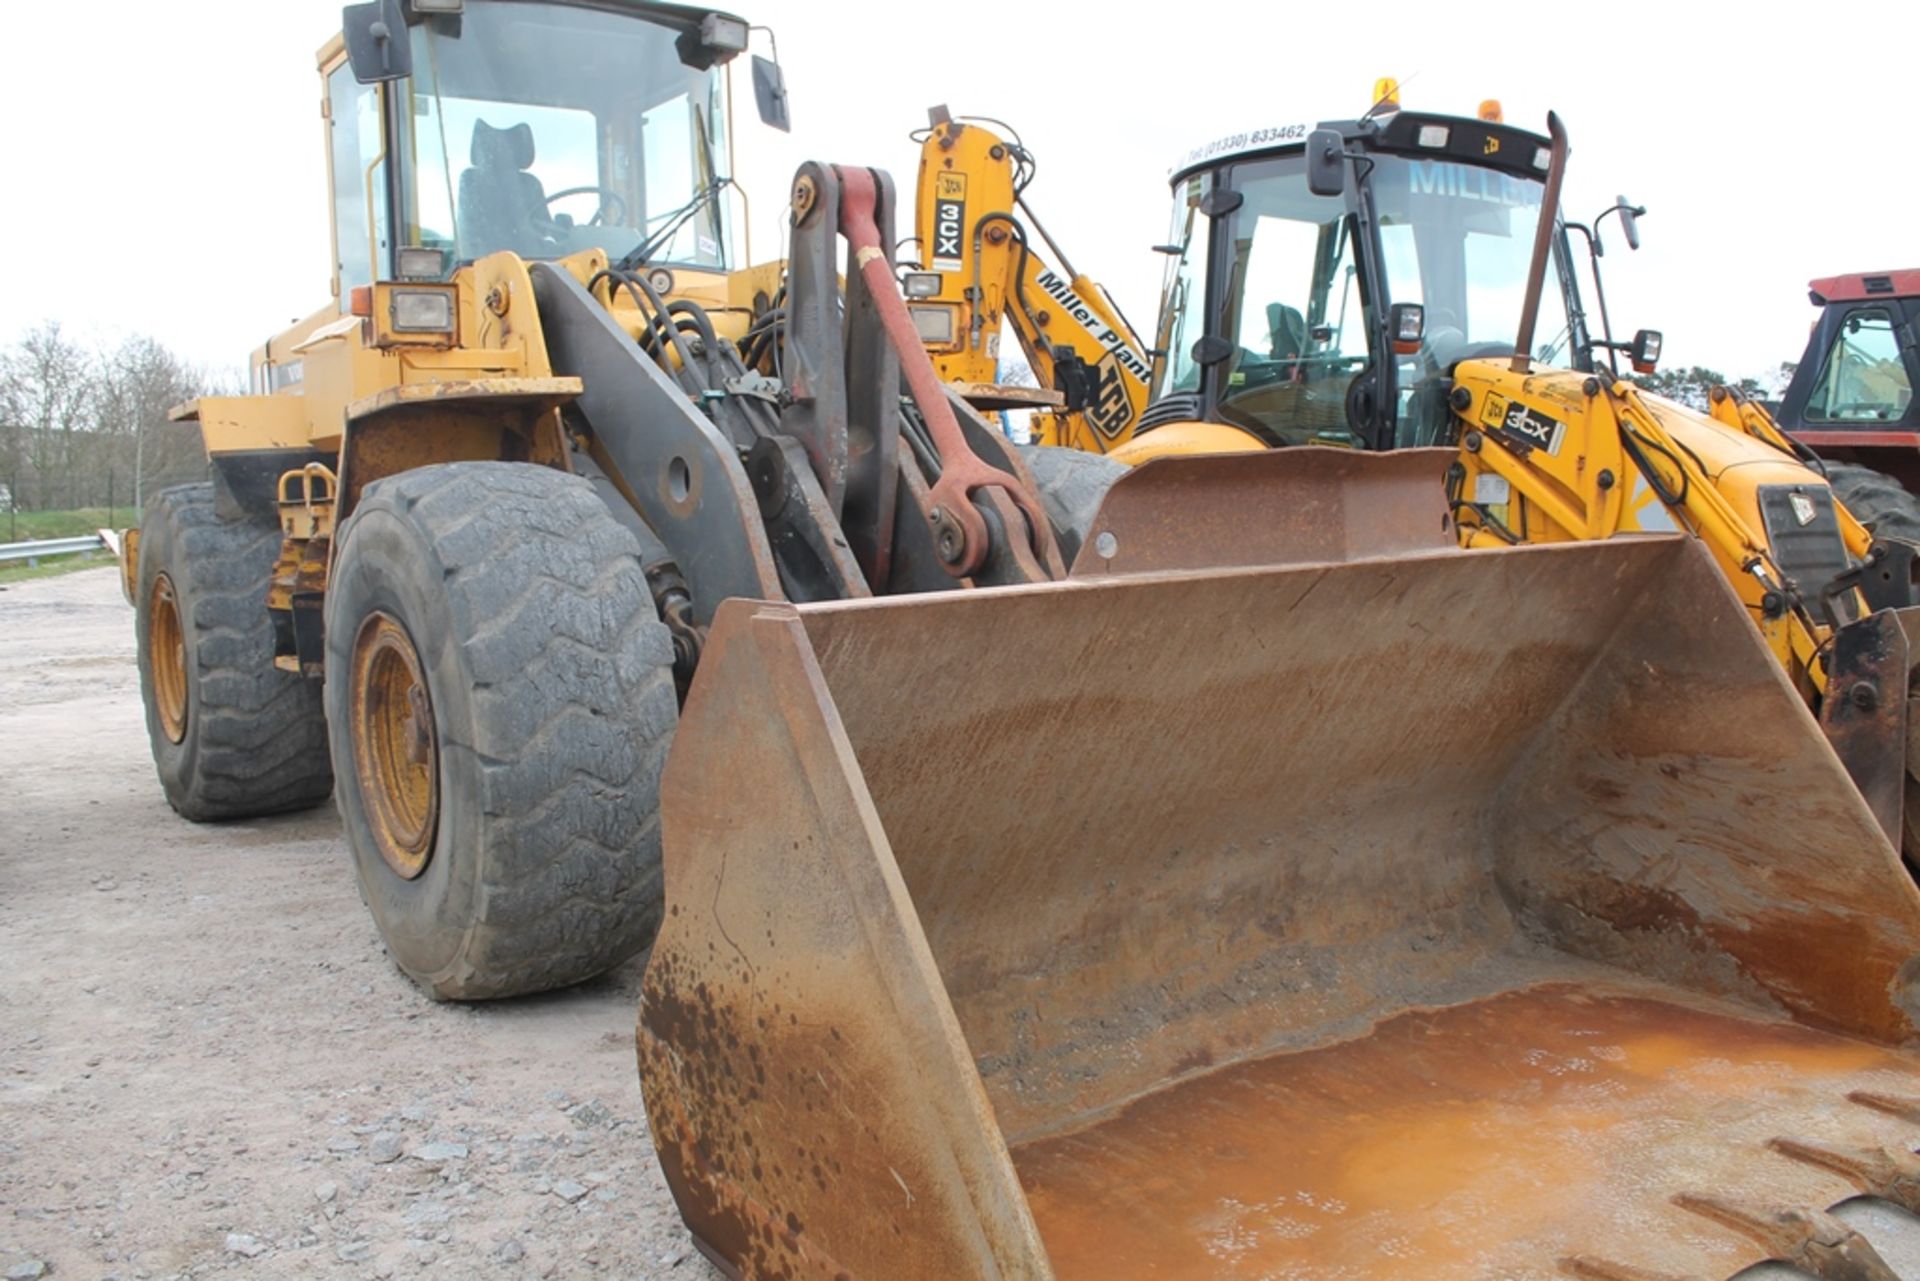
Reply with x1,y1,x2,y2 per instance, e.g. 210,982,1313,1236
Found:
0,568,723,1281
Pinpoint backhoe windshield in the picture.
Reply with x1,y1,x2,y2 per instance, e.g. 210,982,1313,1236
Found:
1372,155,1575,442
400,3,731,270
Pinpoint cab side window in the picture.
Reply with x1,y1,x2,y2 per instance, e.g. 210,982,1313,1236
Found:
328,65,390,305
1808,307,1913,422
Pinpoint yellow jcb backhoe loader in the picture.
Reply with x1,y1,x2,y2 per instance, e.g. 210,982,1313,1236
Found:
919,90,1920,864
115,7,1920,1275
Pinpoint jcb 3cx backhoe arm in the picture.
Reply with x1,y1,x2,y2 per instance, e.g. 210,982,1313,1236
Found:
910,108,1153,452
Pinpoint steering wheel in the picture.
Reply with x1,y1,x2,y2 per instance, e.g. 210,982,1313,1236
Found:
543,186,628,228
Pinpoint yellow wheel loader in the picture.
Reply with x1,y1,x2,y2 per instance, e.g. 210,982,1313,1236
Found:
116,7,1920,1275
912,93,1920,866
123,0,1065,1000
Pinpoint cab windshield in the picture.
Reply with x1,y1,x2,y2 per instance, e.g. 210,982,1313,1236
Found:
1371,154,1577,443
400,3,731,270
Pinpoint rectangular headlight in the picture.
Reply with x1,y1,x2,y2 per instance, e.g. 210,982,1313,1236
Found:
1417,125,1450,149
909,304,955,345
701,14,749,54
411,0,463,10
396,246,445,281
903,271,942,300
390,288,455,333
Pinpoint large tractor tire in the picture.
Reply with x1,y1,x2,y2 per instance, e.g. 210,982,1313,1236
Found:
135,483,333,821
1824,461,1920,543
1017,444,1128,568
324,462,678,1000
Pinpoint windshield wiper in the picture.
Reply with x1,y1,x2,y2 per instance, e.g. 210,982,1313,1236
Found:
614,176,732,273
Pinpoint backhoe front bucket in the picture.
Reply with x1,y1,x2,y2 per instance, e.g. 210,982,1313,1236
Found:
638,533,1920,1280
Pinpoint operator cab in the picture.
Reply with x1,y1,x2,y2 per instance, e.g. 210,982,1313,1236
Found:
325,0,777,307
1153,95,1592,452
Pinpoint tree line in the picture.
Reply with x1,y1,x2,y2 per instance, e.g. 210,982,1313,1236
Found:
0,323,234,518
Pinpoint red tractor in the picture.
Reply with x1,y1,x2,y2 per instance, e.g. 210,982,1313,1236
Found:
1774,269,1920,537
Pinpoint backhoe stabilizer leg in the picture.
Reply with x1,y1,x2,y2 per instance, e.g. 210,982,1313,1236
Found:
1818,608,1920,851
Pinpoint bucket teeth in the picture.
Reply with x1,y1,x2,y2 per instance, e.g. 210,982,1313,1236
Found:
1557,1256,1691,1280
1769,1136,1920,1215
1848,1091,1920,1125
1672,1196,1901,1281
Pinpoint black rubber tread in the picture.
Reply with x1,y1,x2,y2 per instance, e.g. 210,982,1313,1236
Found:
324,462,678,1000
135,483,333,821
1016,444,1128,569
1824,462,1920,543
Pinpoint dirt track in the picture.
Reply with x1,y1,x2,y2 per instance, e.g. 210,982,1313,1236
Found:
0,568,721,1280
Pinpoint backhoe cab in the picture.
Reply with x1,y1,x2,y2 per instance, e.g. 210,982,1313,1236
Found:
1145,95,1642,455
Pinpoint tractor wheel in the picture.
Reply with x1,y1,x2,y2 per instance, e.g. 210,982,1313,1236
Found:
135,483,333,821
1824,462,1920,543
324,462,678,1000
1017,444,1128,569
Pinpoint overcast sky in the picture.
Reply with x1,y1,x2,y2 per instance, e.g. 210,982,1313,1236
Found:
6,0,1915,383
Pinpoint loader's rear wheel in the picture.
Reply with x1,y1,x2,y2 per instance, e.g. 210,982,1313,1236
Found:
325,461,679,1000
1017,445,1128,569
1823,461,1920,543
135,483,334,820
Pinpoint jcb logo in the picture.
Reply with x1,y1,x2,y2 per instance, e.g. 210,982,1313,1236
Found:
1483,136,1501,156
1089,354,1135,439
935,172,966,201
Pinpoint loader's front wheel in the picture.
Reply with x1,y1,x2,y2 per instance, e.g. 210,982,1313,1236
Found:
325,462,679,1000
1017,445,1128,568
1824,461,1920,543
135,483,333,820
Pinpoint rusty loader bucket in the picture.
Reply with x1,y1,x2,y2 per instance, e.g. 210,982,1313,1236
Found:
638,517,1920,1279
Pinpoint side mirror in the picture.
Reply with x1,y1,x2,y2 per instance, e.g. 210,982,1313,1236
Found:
752,55,791,132
1306,129,1346,198
1388,302,1425,355
1617,196,1645,251
1630,328,1663,375
343,0,412,84
1192,335,1235,367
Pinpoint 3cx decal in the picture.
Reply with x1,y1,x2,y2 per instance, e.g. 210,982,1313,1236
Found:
1499,401,1566,456
932,172,966,272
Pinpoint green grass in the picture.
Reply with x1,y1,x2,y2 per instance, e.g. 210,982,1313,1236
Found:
0,548,116,587
1,507,128,542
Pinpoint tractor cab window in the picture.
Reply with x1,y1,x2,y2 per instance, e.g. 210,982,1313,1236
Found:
1370,156,1575,445
1807,308,1913,422
397,2,731,272
327,64,391,303
1211,155,1368,448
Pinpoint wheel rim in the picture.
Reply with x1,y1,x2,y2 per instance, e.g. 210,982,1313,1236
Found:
349,612,439,880
149,574,189,744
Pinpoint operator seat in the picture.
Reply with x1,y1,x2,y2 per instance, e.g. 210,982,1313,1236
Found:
458,121,547,259
1266,302,1308,383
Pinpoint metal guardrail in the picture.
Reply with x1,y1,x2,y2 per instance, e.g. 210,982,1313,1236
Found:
0,533,108,564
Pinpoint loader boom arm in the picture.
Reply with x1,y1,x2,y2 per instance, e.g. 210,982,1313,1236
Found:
912,108,1153,451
